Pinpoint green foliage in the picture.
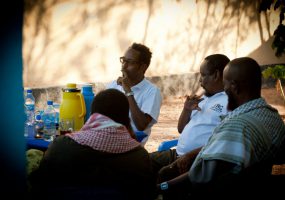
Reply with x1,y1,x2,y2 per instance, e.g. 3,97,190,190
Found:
262,65,285,79
263,64,285,105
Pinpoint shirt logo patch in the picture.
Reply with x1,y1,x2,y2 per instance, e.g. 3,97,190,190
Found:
210,104,223,113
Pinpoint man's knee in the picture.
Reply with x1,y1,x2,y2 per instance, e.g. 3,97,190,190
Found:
158,164,180,183
149,149,177,174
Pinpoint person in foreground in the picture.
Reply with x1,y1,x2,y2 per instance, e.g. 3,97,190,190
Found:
107,43,162,145
156,57,285,199
29,89,156,200
150,54,230,182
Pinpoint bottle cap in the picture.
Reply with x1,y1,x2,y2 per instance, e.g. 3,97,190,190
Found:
62,83,80,92
35,114,41,120
82,84,94,94
47,100,53,105
66,83,76,88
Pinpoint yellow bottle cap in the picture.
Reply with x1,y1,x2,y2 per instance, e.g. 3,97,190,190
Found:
66,83,76,88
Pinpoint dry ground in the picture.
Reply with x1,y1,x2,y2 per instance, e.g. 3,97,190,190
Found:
145,88,285,153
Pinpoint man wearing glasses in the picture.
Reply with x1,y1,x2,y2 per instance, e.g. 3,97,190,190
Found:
107,43,162,146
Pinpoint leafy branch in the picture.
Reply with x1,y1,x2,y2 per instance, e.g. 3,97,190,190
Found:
262,64,285,104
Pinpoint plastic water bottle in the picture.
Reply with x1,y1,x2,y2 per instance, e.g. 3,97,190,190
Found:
81,84,95,122
34,114,44,138
24,89,35,137
42,100,57,141
53,102,60,130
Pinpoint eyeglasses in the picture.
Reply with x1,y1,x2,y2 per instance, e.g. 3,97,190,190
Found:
120,57,140,65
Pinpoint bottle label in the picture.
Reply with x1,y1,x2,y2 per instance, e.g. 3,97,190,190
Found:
25,104,35,111
44,120,55,130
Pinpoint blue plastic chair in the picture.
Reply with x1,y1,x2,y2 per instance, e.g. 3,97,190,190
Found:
157,139,178,151
135,131,148,143
26,137,50,151
26,131,147,151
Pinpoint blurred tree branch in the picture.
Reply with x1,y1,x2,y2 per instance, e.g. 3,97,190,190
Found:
259,0,285,57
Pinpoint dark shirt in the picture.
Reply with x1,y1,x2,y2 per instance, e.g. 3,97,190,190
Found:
29,136,156,200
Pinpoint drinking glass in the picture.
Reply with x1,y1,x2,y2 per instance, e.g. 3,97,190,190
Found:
59,118,74,135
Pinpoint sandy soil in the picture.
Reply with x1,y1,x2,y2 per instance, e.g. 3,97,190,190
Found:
145,88,285,153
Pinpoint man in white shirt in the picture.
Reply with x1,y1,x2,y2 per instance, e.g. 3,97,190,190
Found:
107,43,162,145
156,57,285,200
150,54,230,182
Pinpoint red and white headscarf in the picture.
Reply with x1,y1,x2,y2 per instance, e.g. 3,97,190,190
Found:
67,113,140,153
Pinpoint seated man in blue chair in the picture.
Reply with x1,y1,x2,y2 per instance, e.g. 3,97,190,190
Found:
156,57,285,199
150,54,230,182
107,43,162,146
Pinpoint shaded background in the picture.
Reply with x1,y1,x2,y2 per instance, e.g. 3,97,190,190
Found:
0,0,25,196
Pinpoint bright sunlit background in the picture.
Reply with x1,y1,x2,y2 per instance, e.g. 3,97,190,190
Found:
23,0,285,88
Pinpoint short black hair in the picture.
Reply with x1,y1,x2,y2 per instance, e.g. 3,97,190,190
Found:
130,43,152,67
91,89,130,127
204,54,230,76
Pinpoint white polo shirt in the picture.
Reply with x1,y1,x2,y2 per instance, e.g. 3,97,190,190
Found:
107,78,162,145
176,91,228,156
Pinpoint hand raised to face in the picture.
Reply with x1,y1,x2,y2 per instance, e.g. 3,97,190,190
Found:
183,94,204,111
116,70,132,93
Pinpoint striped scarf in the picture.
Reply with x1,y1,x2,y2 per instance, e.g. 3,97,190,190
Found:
195,98,285,173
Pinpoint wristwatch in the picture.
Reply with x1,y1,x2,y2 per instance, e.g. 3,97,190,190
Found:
125,91,134,97
160,182,168,191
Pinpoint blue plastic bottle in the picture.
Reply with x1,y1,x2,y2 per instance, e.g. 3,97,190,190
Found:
81,84,95,122
24,88,35,137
